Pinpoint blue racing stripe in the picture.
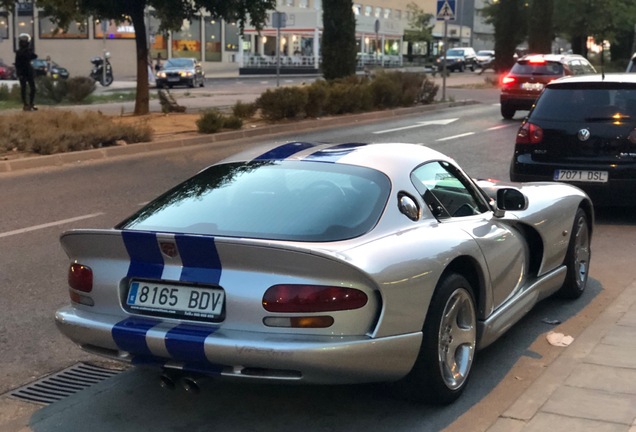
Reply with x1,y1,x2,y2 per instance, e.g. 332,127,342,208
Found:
175,235,222,285
122,231,164,279
254,141,316,160
112,317,159,357
165,323,219,363
304,142,367,163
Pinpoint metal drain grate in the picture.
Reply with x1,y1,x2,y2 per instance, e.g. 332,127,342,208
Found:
10,362,124,405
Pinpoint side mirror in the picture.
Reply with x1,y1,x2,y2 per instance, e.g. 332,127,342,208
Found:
496,188,528,212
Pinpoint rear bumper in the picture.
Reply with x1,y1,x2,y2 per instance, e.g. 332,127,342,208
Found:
55,306,422,384
510,155,636,206
500,93,539,111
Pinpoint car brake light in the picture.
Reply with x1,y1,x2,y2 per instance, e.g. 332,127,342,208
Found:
68,263,93,292
516,122,544,144
263,284,368,313
501,76,516,86
527,56,546,64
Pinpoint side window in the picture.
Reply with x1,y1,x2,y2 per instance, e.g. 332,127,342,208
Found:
411,161,486,219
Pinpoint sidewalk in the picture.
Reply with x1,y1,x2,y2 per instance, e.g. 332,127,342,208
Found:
483,279,636,432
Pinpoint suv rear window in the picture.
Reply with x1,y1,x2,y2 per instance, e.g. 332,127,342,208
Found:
510,61,563,76
531,85,636,121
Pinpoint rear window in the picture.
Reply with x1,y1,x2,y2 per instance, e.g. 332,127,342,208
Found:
511,61,563,76
531,85,636,121
118,161,390,242
446,49,465,56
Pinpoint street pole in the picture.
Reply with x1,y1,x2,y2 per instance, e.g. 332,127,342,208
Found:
442,19,448,101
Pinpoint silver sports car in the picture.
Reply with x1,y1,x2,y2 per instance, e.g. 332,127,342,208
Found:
55,142,593,404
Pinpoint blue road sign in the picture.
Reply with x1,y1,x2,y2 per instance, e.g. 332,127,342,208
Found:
437,0,456,21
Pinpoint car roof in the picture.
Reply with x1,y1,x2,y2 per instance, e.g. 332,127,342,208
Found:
548,73,636,86
220,142,455,174
518,53,587,63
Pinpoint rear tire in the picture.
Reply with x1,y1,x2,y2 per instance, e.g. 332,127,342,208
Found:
501,104,515,119
556,208,590,299
396,273,476,404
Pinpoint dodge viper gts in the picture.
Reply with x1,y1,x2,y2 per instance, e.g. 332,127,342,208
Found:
55,142,593,404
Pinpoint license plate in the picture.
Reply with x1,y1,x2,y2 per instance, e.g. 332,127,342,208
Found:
167,77,180,82
127,281,224,319
553,169,608,183
521,82,544,91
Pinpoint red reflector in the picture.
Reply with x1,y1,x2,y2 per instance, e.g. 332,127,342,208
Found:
516,122,543,144
68,263,93,292
263,285,368,313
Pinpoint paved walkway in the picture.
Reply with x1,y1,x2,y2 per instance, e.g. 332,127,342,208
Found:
2,64,635,431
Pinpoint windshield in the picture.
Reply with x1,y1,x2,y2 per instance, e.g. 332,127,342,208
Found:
118,161,391,242
166,58,195,68
532,85,636,121
446,49,464,56
511,61,563,75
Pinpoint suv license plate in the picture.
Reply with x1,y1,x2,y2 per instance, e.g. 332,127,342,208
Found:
554,169,608,183
521,82,544,91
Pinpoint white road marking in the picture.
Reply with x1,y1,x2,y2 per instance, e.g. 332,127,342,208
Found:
373,118,458,135
436,132,475,142
0,213,104,239
487,124,515,131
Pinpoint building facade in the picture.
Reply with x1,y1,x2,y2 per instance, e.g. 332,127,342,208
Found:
0,1,492,79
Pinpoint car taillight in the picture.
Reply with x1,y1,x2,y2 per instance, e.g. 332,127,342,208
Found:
68,263,93,292
516,122,544,144
263,284,368,313
501,75,516,86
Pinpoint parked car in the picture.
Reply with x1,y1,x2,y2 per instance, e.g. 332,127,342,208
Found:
0,60,16,80
475,49,495,64
55,142,593,404
31,58,69,79
436,47,478,72
155,57,205,88
510,73,636,206
500,53,597,119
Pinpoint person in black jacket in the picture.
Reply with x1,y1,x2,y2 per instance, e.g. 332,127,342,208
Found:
14,33,37,111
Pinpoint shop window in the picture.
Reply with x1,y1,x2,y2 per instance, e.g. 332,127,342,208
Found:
383,8,391,19
94,18,135,39
205,18,222,61
395,10,401,20
224,21,239,52
353,4,361,15
285,0,295,6
39,15,88,39
172,17,202,59
364,6,372,16
374,7,381,18
0,13,8,39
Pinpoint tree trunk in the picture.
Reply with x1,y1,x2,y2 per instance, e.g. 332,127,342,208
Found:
129,2,150,115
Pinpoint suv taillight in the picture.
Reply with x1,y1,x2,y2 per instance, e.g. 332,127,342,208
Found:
516,122,543,144
501,75,516,86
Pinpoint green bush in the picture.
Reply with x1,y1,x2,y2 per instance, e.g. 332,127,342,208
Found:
369,72,403,108
223,115,243,130
325,79,373,115
196,109,225,133
66,77,97,103
256,86,308,121
36,76,68,104
232,100,257,119
305,80,329,118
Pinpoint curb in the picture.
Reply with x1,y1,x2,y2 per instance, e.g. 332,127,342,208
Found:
0,100,478,174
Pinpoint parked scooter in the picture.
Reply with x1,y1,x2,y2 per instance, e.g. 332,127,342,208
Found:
90,52,114,86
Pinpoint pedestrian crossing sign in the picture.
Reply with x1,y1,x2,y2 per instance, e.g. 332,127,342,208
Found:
437,0,456,21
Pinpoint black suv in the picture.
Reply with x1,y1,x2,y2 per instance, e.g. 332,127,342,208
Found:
500,54,597,119
435,47,477,73
510,74,636,206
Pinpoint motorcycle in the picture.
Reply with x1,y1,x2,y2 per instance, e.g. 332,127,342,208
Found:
90,52,114,86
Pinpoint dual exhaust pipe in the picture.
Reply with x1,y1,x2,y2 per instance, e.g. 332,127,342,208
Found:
160,372,206,394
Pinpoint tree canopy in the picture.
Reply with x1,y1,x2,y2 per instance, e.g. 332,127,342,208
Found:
7,0,276,115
